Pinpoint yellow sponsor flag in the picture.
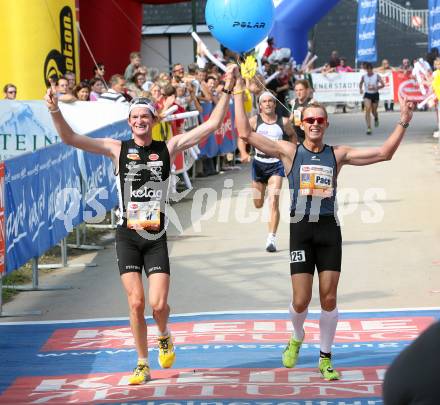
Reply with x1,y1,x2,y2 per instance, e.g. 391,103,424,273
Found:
0,0,80,100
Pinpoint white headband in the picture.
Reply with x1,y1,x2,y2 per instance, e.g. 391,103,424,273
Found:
128,102,157,117
258,91,276,104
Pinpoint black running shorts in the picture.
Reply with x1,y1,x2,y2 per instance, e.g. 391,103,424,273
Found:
252,159,285,184
289,215,342,275
363,92,379,104
115,226,170,277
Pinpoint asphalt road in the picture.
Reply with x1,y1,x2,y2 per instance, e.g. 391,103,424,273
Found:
2,109,440,322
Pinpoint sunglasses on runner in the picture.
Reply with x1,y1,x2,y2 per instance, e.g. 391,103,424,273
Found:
302,117,326,125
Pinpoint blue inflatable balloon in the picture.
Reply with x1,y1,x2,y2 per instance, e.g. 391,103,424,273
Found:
205,0,275,53
271,0,341,64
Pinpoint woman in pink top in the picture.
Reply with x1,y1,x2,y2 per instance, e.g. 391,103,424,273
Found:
89,78,105,101
336,58,354,73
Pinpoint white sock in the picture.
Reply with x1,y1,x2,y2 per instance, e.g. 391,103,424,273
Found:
289,302,308,341
158,329,169,337
319,307,339,354
137,357,148,365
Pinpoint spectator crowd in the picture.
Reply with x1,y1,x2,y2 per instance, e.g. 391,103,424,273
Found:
3,44,440,168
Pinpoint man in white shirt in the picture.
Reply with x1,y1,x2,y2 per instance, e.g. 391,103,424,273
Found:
98,74,129,103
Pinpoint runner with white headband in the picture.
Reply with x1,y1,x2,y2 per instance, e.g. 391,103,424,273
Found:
44,64,237,385
245,90,296,253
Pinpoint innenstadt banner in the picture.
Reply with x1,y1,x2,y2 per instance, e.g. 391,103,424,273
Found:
356,0,378,63
312,72,393,102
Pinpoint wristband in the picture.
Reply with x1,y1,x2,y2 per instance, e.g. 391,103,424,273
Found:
398,121,409,128
222,88,233,95
233,89,245,95
48,108,60,114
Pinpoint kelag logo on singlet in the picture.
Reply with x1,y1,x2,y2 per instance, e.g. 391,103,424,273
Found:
130,187,162,199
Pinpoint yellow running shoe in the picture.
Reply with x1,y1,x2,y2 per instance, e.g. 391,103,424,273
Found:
128,362,151,385
157,334,176,368
319,357,340,381
282,335,303,368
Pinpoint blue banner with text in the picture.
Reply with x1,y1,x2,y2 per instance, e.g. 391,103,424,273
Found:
356,0,377,63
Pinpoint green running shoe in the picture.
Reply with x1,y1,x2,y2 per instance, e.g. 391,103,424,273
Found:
282,335,303,368
319,357,340,380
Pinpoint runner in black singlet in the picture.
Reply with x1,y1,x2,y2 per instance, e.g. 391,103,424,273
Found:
45,65,237,384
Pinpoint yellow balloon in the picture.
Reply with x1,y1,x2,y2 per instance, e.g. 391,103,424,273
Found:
0,0,80,100
241,56,257,80
433,70,440,99
152,122,173,141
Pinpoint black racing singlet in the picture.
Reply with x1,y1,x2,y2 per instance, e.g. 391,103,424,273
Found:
287,143,337,217
116,139,170,234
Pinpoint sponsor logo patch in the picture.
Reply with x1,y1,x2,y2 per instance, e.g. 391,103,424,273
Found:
149,153,159,161
147,161,163,167
127,154,141,161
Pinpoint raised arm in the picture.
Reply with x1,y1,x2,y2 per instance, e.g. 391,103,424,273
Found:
335,97,414,167
359,76,364,94
233,75,296,170
282,117,298,143
44,88,121,159
166,65,236,161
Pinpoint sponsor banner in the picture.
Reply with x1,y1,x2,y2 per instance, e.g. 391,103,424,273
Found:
392,71,432,102
356,0,377,63
42,316,433,352
0,101,61,161
311,72,393,103
0,367,385,404
429,0,440,51
4,143,83,273
0,310,439,403
198,102,237,158
0,100,129,160
0,0,79,100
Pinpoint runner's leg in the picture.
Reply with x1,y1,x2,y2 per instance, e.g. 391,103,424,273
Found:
252,181,266,209
317,270,340,380
121,272,148,359
364,98,372,132
149,273,170,334
267,175,282,234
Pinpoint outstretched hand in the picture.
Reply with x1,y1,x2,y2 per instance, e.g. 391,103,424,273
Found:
44,85,58,112
399,96,415,124
223,64,238,92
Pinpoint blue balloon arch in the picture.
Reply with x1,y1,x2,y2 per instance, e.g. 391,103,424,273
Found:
271,0,341,64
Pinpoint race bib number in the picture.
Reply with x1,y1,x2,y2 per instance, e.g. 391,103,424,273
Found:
293,109,302,126
300,165,334,197
290,250,306,263
127,201,161,231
